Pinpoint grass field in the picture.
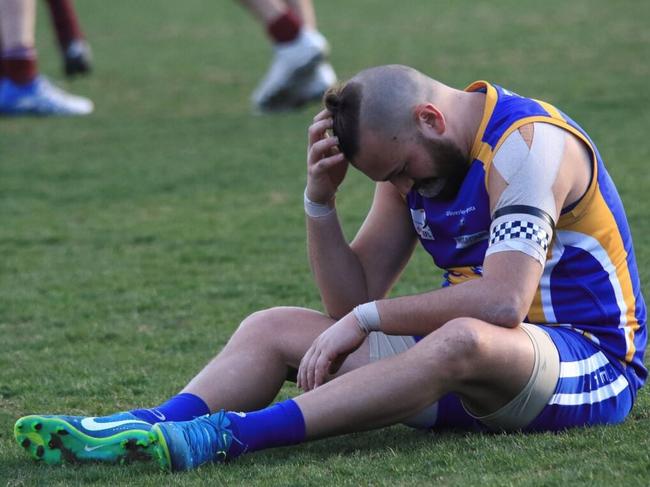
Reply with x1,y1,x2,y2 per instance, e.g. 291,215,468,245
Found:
2,0,650,485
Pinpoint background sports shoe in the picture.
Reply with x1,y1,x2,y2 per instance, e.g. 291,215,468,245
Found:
251,29,329,113
14,412,154,465
287,61,337,109
0,76,94,116
64,39,93,77
151,411,237,472
254,61,337,113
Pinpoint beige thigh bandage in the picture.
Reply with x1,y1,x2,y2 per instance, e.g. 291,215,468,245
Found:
464,323,560,431
368,332,439,429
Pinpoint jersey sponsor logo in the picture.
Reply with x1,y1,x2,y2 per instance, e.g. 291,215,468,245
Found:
454,231,489,249
445,206,476,217
410,208,435,240
80,417,149,432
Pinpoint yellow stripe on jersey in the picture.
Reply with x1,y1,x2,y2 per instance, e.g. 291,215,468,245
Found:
534,99,565,121
527,261,549,323
445,267,483,286
466,81,498,162
557,189,640,362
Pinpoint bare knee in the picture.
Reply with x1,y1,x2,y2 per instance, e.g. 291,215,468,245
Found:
227,306,333,368
417,317,488,382
234,306,332,344
236,306,295,340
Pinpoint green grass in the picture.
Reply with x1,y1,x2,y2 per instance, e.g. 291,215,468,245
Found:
2,0,650,485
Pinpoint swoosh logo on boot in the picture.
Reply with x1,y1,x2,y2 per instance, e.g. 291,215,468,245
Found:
80,417,150,432
84,444,108,452
149,409,166,421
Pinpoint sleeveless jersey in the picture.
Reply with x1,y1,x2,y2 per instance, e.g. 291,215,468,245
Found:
406,81,647,392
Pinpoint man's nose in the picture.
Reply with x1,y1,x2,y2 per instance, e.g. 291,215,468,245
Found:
390,174,414,194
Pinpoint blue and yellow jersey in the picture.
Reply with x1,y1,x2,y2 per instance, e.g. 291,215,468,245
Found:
406,81,647,392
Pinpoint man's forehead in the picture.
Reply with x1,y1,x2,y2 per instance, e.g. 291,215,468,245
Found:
354,130,401,178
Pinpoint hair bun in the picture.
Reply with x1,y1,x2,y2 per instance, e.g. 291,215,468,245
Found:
322,82,361,161
324,88,341,111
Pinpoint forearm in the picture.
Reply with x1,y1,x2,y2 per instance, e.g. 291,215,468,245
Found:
376,275,528,336
307,210,370,319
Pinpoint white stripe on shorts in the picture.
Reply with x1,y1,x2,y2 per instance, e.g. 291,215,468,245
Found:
558,351,610,378
548,375,629,406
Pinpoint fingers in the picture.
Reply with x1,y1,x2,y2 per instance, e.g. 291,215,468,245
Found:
308,117,333,146
308,135,345,185
297,349,307,390
298,340,333,392
308,135,341,165
299,347,320,391
313,152,346,173
313,353,331,389
313,109,331,122
297,342,316,391
306,110,348,204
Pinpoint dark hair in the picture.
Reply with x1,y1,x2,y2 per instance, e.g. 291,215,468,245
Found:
323,82,362,161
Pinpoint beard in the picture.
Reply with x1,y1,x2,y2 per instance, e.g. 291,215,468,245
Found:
413,135,470,200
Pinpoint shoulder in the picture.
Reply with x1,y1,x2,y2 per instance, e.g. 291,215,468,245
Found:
487,123,574,219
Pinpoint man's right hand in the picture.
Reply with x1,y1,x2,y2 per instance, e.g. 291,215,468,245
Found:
306,109,349,204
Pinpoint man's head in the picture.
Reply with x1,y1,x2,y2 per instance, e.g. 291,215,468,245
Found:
324,65,471,199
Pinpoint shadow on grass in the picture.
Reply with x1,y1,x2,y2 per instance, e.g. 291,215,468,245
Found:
234,425,473,465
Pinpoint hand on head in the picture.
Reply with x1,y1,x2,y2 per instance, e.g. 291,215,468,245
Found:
305,109,349,204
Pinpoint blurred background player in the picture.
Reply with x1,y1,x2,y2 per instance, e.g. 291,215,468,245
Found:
0,0,93,115
43,0,92,77
238,0,336,113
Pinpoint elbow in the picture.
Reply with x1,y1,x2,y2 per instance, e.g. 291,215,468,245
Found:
489,296,529,328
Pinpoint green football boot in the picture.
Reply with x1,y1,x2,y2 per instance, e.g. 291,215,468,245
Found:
14,412,156,465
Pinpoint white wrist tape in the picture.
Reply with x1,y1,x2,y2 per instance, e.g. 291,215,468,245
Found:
353,301,381,335
304,189,335,218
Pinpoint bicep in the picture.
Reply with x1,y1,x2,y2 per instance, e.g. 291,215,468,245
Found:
482,249,544,320
350,182,417,300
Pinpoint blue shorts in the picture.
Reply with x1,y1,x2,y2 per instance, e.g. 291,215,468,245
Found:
433,326,635,432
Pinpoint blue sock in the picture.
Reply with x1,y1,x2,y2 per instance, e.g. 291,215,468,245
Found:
225,399,306,458
130,393,210,424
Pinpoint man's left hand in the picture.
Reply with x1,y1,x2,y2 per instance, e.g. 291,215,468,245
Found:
298,312,367,391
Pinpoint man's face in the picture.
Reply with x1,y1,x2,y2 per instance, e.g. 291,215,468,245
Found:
353,128,469,199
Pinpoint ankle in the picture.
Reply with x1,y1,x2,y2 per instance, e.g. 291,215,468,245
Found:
267,9,302,44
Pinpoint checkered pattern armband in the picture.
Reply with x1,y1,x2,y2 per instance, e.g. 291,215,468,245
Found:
487,206,554,266
490,220,550,252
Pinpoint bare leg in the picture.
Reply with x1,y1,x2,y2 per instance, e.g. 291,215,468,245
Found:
237,0,286,25
236,0,332,113
182,307,370,412
295,318,535,439
0,0,36,49
286,0,316,30
0,0,93,114
43,0,85,51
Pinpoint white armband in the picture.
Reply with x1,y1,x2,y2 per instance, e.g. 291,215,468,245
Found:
304,189,335,218
353,301,381,335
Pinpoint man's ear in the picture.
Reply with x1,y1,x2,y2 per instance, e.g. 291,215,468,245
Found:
414,103,446,137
